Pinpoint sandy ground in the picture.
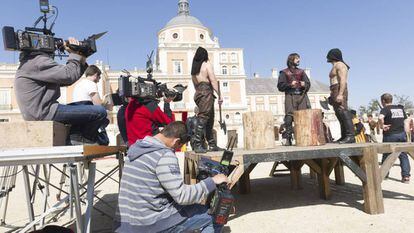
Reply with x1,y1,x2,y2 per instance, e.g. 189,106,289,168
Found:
0,153,414,233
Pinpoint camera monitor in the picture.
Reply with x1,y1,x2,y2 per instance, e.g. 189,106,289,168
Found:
39,0,50,13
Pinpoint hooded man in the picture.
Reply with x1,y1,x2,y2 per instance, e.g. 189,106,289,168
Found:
277,53,311,146
327,48,355,144
191,47,224,153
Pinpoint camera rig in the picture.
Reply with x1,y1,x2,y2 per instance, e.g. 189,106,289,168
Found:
196,137,237,225
2,0,106,57
118,51,187,102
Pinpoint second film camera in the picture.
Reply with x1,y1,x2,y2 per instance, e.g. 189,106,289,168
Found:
2,0,106,57
118,51,187,102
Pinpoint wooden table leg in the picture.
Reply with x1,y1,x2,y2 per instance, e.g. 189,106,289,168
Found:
239,163,257,194
290,161,303,190
360,146,384,214
183,157,190,185
334,160,345,185
317,158,331,200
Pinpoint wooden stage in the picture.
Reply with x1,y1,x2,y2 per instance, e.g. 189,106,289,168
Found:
184,142,414,215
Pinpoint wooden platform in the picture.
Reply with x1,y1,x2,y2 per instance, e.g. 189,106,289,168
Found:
184,142,414,215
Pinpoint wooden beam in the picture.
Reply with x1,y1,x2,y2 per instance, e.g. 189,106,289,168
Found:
317,158,331,200
304,159,321,174
339,154,367,183
327,158,338,175
379,152,399,181
360,146,384,214
334,160,345,185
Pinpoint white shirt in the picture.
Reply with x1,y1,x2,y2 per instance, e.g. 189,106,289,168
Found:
72,78,98,102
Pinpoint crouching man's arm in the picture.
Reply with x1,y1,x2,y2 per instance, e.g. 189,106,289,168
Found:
156,152,227,205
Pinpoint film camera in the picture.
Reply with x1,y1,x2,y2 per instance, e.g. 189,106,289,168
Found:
118,51,187,102
196,137,237,225
2,0,105,57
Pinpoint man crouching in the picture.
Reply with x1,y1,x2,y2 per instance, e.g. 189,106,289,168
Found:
114,121,228,233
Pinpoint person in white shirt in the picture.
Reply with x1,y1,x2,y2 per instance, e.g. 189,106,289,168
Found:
72,65,113,110
70,65,112,145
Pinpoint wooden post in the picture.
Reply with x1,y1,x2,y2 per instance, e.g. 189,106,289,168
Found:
242,111,275,149
238,163,257,194
290,161,304,190
293,109,326,146
334,160,345,185
360,146,384,214
317,158,331,200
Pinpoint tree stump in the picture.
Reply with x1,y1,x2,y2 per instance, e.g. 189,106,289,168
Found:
293,109,326,146
243,111,275,149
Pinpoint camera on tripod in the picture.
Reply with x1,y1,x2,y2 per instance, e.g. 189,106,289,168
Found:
2,0,106,57
118,51,187,102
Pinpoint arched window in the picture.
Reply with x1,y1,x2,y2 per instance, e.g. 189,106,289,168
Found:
222,66,228,75
231,66,238,75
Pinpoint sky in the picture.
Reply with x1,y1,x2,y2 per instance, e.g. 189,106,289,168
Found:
0,0,413,108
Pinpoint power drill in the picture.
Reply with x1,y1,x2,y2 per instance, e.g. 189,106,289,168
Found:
196,137,236,225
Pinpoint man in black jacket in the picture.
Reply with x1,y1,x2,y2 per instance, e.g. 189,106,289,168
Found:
277,53,311,146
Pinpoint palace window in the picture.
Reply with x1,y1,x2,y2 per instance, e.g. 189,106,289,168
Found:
0,89,11,110
270,104,278,114
222,66,228,75
220,52,227,62
231,66,238,75
173,60,183,74
172,33,179,39
256,103,265,111
222,82,229,92
231,52,238,62
224,96,230,107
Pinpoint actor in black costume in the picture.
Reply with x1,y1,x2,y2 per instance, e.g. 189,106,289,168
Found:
277,53,311,146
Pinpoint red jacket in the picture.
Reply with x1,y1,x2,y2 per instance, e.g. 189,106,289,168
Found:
125,98,174,145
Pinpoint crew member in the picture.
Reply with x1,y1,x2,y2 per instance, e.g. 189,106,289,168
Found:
277,53,311,146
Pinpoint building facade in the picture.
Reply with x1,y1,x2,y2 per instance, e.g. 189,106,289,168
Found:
0,0,333,146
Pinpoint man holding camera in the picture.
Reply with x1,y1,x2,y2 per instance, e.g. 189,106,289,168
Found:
114,121,227,233
125,96,175,146
15,38,108,144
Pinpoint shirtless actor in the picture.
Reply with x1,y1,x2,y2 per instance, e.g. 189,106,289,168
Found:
191,47,223,153
327,48,355,144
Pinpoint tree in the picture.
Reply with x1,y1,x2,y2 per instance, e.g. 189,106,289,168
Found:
359,98,381,116
393,94,414,109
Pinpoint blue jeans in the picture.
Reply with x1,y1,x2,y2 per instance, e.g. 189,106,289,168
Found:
382,132,411,178
162,205,223,233
53,104,108,141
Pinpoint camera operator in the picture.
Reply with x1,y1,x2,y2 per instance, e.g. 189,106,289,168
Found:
114,121,227,233
125,95,175,146
15,38,108,144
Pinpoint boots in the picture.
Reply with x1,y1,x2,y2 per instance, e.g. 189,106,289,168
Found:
339,111,355,144
334,111,345,143
205,118,224,151
193,118,207,153
283,115,294,146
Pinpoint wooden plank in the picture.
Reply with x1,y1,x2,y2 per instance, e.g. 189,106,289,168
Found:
317,158,331,200
242,111,275,150
360,146,384,214
183,157,191,185
83,145,127,157
327,158,338,175
339,154,367,183
334,160,345,185
379,152,399,181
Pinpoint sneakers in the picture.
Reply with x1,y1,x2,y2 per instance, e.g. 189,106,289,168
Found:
402,176,410,184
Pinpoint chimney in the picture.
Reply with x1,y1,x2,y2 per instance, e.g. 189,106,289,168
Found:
304,68,311,79
253,73,260,78
271,68,278,79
